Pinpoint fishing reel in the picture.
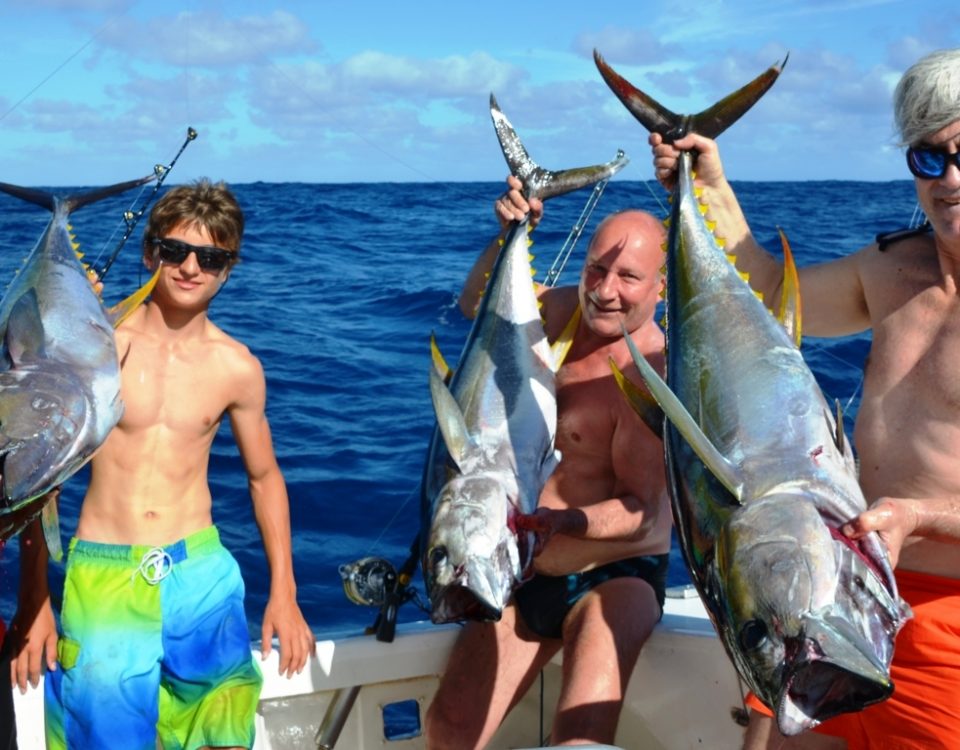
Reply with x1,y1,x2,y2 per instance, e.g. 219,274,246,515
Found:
339,556,397,608
340,551,424,644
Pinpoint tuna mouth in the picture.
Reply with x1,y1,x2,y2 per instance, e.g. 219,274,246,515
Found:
429,583,502,624
778,659,892,735
776,616,892,735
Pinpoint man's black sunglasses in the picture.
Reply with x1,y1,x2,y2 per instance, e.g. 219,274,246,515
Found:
151,237,237,272
906,145,960,180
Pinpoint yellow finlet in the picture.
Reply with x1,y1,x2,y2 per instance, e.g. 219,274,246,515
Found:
106,266,161,328
777,227,803,346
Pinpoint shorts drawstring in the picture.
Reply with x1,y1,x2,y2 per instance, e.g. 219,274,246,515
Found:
133,547,174,585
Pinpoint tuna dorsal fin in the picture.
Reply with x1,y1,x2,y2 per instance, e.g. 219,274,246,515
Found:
41,495,63,563
621,324,744,501
489,94,629,201
593,49,788,142
834,399,846,454
609,356,663,439
777,228,802,346
430,332,453,384
429,365,472,471
106,266,161,328
550,305,580,370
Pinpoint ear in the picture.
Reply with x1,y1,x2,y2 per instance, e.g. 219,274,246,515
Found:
143,247,159,272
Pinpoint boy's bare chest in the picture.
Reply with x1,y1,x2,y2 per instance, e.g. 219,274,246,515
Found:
117,340,227,434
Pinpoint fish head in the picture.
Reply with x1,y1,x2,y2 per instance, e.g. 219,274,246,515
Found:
714,492,902,735
423,472,531,624
0,366,95,513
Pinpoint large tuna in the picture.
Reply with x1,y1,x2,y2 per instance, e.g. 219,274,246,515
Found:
420,95,627,624
0,178,159,556
595,51,911,734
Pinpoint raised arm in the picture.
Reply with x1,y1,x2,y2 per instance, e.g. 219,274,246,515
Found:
650,132,871,337
458,175,544,319
228,354,315,677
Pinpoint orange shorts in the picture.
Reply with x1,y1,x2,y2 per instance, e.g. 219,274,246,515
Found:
746,568,960,749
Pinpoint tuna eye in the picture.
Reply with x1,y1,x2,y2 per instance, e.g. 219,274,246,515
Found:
739,619,768,651
429,546,448,568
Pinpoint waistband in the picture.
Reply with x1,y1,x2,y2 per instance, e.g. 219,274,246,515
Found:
67,526,222,566
895,566,960,597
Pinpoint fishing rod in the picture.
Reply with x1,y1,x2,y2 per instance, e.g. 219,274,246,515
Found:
95,126,198,281
541,178,610,288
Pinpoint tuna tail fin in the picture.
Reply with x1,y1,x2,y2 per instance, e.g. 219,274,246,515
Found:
593,49,788,142
0,174,156,215
489,94,629,201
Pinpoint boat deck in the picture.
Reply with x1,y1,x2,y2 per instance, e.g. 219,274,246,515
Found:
13,587,748,749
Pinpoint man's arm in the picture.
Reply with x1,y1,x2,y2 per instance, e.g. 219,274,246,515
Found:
9,513,59,692
229,354,315,678
459,175,544,319
517,492,663,575
650,132,872,337
842,496,960,568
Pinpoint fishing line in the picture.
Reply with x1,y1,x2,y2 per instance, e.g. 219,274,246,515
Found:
363,484,419,558
542,179,608,288
0,3,140,124
93,127,198,281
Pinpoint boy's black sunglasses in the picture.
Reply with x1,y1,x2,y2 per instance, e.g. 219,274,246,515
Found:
151,237,237,272
906,145,960,180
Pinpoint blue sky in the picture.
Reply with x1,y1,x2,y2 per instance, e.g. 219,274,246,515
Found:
1,1,958,185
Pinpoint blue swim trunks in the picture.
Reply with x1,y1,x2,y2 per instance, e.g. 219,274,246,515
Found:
45,526,263,750
514,554,669,639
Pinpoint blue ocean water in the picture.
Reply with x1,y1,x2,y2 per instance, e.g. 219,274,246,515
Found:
0,177,919,641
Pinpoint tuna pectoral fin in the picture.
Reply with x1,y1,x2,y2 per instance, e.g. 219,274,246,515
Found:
609,357,663,439
622,327,743,500
777,229,802,346
429,365,472,471
106,266,161,328
5,290,46,363
41,497,63,562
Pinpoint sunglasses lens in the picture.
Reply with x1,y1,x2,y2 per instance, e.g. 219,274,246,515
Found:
907,147,946,179
197,250,229,271
154,238,233,271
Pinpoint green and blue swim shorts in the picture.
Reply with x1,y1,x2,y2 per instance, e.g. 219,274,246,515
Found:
45,526,263,750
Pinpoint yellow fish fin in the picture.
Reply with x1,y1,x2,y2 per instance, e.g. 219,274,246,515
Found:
106,266,161,328
777,228,803,347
